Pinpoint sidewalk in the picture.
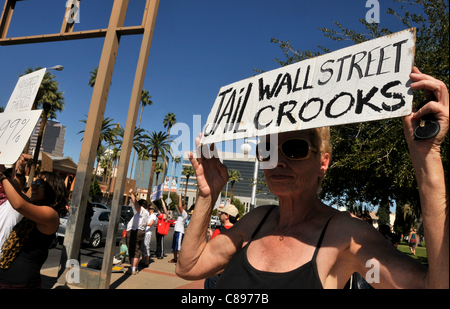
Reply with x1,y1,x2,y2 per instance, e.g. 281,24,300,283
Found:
41,256,205,289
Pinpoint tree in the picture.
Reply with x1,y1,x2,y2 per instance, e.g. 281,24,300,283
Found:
162,112,177,177
154,162,164,185
266,0,449,231
228,169,241,201
182,165,195,201
145,131,172,203
129,89,153,178
94,144,107,180
88,67,98,88
24,67,65,187
114,126,146,155
77,116,119,151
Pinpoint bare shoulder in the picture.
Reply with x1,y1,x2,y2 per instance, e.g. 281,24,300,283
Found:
324,210,382,250
224,205,277,243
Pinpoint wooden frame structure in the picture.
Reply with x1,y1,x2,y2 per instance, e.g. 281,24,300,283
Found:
0,0,160,288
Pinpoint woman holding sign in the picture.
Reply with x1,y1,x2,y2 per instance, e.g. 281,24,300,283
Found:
176,67,448,289
0,165,67,289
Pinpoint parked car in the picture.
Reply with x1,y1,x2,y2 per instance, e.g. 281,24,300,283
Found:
57,209,126,248
121,205,134,222
91,202,110,210
210,216,221,228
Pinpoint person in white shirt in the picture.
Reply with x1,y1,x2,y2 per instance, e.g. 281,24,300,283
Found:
127,189,149,275
141,202,157,267
0,154,30,256
169,195,187,263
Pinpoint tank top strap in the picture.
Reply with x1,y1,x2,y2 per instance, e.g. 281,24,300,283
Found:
251,206,277,239
312,216,334,261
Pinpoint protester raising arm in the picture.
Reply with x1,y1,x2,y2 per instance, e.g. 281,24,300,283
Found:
401,67,449,288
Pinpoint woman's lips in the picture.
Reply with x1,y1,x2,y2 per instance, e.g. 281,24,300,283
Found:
268,174,293,181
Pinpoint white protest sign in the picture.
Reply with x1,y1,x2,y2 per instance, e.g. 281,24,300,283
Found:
201,28,416,145
4,68,46,113
0,110,43,165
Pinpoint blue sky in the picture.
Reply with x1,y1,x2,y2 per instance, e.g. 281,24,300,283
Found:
0,0,414,184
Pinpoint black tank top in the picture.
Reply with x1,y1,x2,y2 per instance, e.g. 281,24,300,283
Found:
215,206,333,289
0,226,54,286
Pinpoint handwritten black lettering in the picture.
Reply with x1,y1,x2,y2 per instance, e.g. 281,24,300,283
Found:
377,44,391,75
254,105,275,130
319,60,334,86
393,39,408,73
348,51,368,81
259,74,282,101
355,87,382,114
381,80,405,111
276,101,297,126
325,92,355,119
275,73,292,98
299,98,324,122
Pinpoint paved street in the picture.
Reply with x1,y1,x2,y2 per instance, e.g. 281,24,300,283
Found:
43,226,176,270
40,226,207,289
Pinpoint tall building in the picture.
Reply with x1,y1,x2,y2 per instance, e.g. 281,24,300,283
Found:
29,119,66,157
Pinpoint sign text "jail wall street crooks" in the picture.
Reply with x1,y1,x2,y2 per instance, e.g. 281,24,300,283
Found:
201,28,416,145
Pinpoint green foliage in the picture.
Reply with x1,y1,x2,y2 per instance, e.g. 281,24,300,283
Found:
90,178,102,196
266,0,448,222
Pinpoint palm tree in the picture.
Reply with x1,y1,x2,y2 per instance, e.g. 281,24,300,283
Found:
145,131,172,203
114,126,146,154
77,116,119,151
228,169,241,201
162,112,177,178
24,67,65,187
94,144,107,180
129,89,153,178
107,146,121,194
154,162,164,185
181,165,195,203
88,67,98,87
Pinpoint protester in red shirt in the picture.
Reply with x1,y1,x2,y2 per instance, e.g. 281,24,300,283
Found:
210,204,239,240
204,204,239,289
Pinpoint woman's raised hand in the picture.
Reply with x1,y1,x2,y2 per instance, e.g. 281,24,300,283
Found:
188,133,229,200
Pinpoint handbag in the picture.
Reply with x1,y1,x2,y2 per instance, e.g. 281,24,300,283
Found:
157,214,170,236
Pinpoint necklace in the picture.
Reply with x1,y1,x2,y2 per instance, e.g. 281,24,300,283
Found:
276,208,319,241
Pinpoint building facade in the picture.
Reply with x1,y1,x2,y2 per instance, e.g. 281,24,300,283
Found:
29,119,66,157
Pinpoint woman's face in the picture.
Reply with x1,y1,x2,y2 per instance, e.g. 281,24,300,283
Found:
263,131,330,198
30,177,46,203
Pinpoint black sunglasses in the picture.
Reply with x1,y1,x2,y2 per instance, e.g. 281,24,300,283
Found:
31,179,46,188
256,138,317,162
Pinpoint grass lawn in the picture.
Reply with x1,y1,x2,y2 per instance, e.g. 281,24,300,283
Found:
397,241,428,266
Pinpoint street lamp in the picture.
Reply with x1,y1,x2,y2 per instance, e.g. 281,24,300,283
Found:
240,138,259,212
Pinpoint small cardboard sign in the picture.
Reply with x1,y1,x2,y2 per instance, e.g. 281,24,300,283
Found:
0,110,43,165
4,68,46,113
201,28,416,145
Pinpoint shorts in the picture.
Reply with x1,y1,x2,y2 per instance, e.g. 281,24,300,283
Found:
171,231,184,251
409,240,417,249
127,229,145,259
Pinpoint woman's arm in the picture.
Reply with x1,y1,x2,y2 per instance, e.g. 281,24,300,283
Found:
129,188,140,213
401,67,449,288
176,135,244,280
0,176,59,235
160,198,169,218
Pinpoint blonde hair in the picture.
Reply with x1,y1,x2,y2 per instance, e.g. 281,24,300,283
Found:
309,126,332,191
